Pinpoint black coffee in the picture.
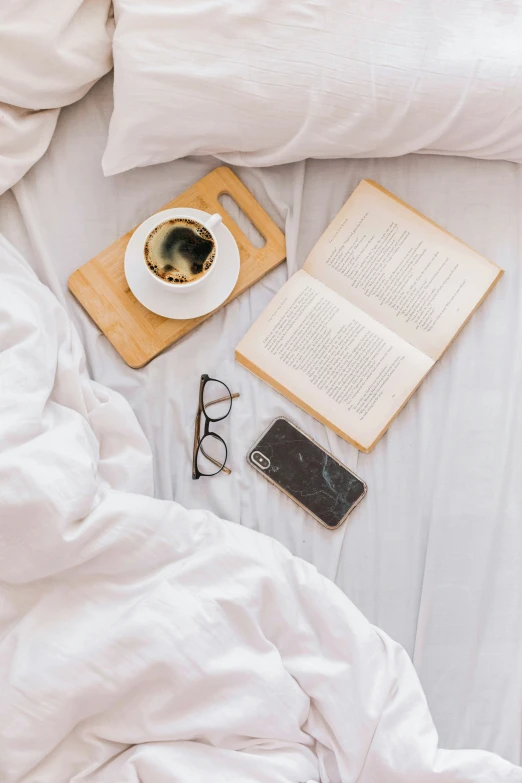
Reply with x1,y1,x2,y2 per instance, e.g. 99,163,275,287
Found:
144,218,216,284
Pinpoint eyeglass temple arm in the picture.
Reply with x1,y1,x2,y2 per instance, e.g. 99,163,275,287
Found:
204,392,240,408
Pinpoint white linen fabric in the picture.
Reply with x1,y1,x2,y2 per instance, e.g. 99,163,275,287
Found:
104,0,522,176
0,230,520,782
0,0,113,195
1,75,522,773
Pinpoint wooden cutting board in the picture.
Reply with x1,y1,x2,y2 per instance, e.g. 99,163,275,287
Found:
68,167,286,368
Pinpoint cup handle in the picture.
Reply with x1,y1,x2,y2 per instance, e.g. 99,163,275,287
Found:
204,213,222,232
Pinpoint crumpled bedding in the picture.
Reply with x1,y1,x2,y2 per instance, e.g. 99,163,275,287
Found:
1,236,520,782
0,0,113,195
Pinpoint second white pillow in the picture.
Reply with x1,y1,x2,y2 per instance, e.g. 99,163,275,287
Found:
104,0,522,175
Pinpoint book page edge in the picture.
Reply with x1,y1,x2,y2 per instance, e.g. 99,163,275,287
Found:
433,267,503,361
303,180,369,276
364,362,434,451
236,349,434,454
236,270,314,351
363,179,503,273
235,350,369,452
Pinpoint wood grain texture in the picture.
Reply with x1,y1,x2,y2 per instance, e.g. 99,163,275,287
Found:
68,167,286,368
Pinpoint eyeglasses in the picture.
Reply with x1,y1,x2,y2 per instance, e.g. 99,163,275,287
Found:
192,374,240,479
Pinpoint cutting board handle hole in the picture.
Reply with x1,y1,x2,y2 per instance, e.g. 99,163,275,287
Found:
218,193,266,249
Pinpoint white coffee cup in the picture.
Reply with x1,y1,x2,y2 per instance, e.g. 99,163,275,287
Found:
143,211,222,292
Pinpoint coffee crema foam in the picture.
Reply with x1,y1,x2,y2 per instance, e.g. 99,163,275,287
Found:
144,218,216,284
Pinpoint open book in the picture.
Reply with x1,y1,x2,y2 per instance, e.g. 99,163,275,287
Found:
236,180,502,452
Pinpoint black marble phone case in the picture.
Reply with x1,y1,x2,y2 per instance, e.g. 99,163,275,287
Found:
247,417,367,529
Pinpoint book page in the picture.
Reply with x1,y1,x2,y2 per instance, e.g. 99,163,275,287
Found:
236,271,433,450
303,180,501,360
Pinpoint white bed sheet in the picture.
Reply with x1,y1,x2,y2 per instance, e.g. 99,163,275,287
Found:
1,74,520,764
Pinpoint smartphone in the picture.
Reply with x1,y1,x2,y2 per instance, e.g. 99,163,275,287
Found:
247,417,367,529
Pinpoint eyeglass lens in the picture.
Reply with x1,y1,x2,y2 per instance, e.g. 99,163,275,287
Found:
202,379,233,421
196,433,228,476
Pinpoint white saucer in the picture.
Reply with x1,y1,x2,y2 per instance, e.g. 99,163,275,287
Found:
124,208,240,319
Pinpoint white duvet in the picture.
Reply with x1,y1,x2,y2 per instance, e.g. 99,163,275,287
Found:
0,0,112,195
1,236,520,782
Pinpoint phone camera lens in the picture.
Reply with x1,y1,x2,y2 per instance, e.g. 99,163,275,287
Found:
252,451,270,470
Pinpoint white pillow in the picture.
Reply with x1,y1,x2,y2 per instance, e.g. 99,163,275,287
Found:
103,0,522,175
0,0,113,194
